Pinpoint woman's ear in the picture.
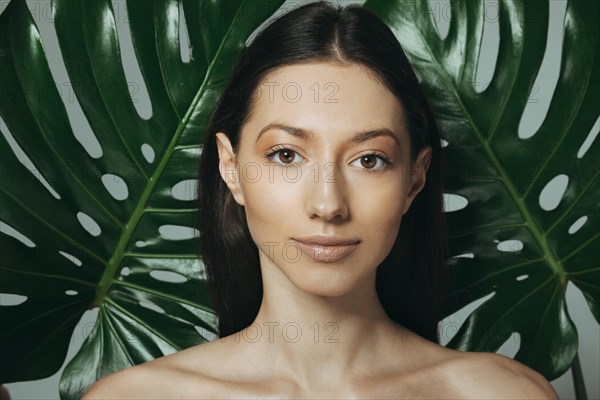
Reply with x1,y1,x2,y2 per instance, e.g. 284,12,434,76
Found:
215,132,246,207
402,145,432,215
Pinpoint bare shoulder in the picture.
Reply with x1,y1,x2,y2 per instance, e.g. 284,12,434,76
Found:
444,351,559,399
81,344,220,399
81,364,151,399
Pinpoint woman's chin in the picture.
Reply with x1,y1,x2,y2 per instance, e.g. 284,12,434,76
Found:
284,268,364,298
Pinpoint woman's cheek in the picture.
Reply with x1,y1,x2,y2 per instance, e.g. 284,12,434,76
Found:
361,177,405,211
242,179,290,234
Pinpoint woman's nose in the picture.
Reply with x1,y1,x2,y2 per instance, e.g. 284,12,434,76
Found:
305,161,349,221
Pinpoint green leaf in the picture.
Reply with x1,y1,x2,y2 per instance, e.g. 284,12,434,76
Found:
0,0,284,398
364,0,599,380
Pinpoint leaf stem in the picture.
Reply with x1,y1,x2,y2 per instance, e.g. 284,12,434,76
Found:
572,351,588,400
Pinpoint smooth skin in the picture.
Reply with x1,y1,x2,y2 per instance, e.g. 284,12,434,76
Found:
82,63,559,399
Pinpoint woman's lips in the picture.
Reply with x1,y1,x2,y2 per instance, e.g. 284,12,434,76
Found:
292,240,360,263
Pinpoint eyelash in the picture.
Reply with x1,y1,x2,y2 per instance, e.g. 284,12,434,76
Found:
263,145,392,173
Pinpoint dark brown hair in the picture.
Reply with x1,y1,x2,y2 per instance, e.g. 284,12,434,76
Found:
196,1,450,343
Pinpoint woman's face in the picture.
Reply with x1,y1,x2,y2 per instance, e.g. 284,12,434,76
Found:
216,62,431,296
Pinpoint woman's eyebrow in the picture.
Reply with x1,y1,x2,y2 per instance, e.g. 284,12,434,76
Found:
256,122,400,145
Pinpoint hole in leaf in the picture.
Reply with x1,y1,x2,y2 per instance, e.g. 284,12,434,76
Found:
452,253,475,259
114,0,153,120
139,300,165,314
80,308,100,338
171,179,198,201
76,212,102,237
1,116,61,199
101,173,129,201
23,12,103,158
120,267,131,276
437,291,496,346
517,1,567,139
438,319,461,345
427,0,451,40
179,0,192,63
568,216,588,235
443,193,469,212
539,173,569,211
65,290,78,296
0,220,35,247
577,115,599,159
158,224,199,241
150,270,188,284
0,293,28,306
141,143,155,164
59,250,82,266
497,239,523,252
474,0,499,93
496,332,520,359
440,138,449,148
135,240,147,247
516,274,528,281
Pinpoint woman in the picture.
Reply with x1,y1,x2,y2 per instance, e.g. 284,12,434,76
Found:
84,2,558,398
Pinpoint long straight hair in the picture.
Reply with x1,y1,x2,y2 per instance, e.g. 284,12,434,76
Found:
196,1,450,344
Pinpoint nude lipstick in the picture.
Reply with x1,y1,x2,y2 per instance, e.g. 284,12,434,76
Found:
291,236,360,263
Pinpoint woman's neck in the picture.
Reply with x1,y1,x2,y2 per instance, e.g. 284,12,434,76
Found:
225,257,410,391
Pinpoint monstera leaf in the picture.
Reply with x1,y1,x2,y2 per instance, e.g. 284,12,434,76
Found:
0,0,284,398
365,0,599,381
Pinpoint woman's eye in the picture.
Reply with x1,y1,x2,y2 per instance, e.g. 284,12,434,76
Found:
269,149,304,164
351,154,390,171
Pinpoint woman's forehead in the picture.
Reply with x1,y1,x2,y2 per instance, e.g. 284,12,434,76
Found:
245,62,407,141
